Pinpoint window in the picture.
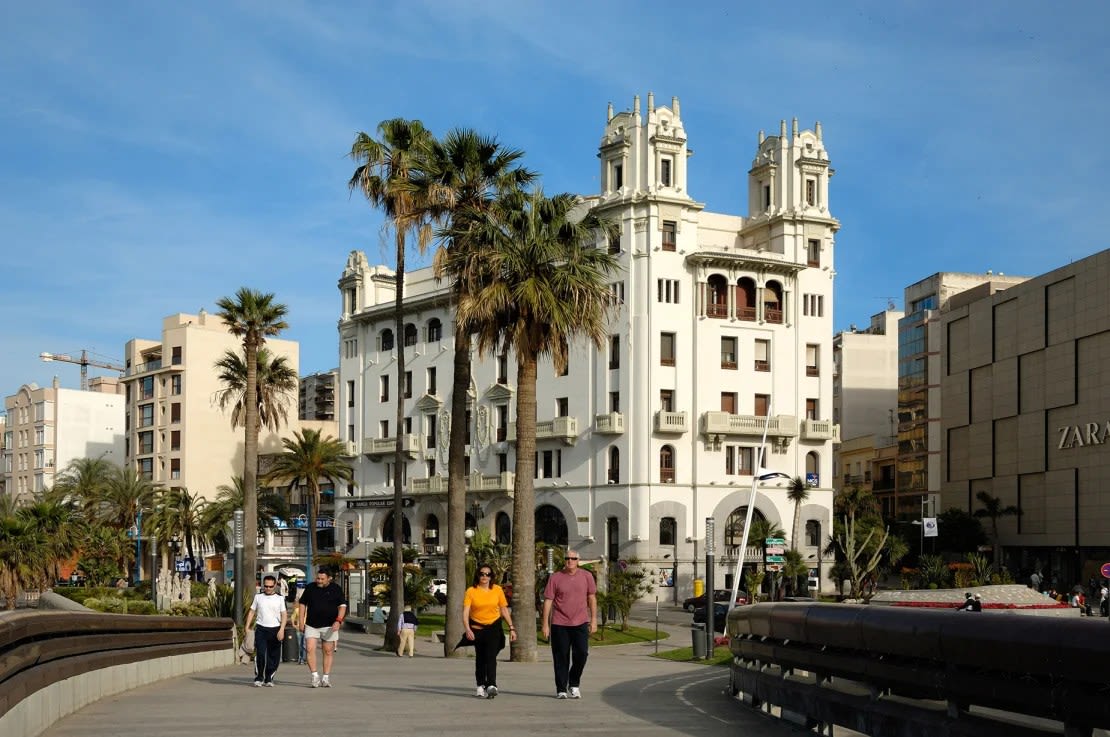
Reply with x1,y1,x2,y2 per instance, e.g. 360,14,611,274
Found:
805,520,821,548
661,220,677,251
379,375,390,402
660,332,676,366
426,459,436,477
754,339,770,371
403,371,412,399
138,457,153,480
344,287,356,314
138,431,154,455
807,239,820,267
660,389,674,412
556,397,569,417
721,337,737,369
384,462,407,487
427,367,437,395
806,344,819,377
497,354,508,384
404,323,418,347
140,376,154,400
609,391,620,413
725,446,755,476
139,404,154,428
609,281,625,304
170,403,181,423
659,517,677,546
660,157,672,187
171,375,182,395
803,294,825,317
403,417,413,434
170,430,180,451
379,420,390,438
720,392,737,414
754,394,770,417
379,330,394,351
426,318,442,343
347,380,355,407
535,449,562,478
345,338,359,358
762,184,771,210
657,278,680,303
171,346,182,365
613,162,623,189
608,234,620,254
659,446,675,483
495,405,508,442
170,458,180,480
348,424,354,442
464,409,471,445
609,335,620,369
806,178,816,206
607,446,619,484
806,399,818,421
497,452,508,474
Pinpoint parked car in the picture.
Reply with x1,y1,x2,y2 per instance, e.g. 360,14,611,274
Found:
692,602,729,633
682,589,748,611
429,579,447,604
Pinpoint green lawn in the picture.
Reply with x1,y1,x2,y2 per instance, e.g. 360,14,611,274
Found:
653,645,732,666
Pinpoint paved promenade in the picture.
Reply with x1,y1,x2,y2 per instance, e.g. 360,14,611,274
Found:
40,617,805,737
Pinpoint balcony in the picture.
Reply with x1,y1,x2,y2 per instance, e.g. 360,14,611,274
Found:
654,411,688,434
706,303,728,319
409,475,447,494
800,419,840,442
343,441,358,457
595,412,625,435
507,416,578,445
363,434,421,458
699,412,798,438
659,467,675,484
126,358,163,377
408,472,516,495
720,545,765,563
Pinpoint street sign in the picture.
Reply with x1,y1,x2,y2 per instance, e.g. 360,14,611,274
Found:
1101,562,1110,579
766,555,785,564
766,564,783,572
765,537,786,545
765,546,785,555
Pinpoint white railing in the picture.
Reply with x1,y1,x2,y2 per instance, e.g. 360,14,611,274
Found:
654,411,688,433
595,412,624,434
700,413,798,437
801,419,840,441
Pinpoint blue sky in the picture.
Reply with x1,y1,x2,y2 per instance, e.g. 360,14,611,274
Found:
2,1,1108,396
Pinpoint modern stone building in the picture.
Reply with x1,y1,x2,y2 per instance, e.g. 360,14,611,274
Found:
337,94,840,597
2,377,125,505
299,369,338,422
941,249,1110,585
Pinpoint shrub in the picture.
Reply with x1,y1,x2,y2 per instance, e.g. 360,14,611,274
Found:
168,600,209,617
126,600,157,615
85,597,127,614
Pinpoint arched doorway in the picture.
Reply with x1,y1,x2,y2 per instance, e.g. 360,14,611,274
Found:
495,511,511,545
535,504,568,546
382,512,411,544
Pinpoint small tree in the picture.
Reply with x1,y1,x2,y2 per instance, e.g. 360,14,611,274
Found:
603,559,653,631
836,512,890,600
973,491,1020,568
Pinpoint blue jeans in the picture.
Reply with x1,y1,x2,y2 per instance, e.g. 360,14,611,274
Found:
549,623,589,692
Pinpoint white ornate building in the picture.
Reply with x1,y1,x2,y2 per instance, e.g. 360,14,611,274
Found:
337,94,839,598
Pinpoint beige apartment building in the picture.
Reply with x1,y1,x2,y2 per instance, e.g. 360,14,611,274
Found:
2,377,125,505
941,249,1110,586
121,311,300,501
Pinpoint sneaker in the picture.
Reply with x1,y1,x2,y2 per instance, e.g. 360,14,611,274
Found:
556,692,568,699
321,675,331,688
311,673,321,688
485,685,498,699
253,680,263,687
263,681,274,688
475,686,487,698
569,687,581,699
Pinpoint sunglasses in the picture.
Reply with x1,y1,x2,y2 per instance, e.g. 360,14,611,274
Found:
478,571,492,577
566,557,579,561
263,585,275,589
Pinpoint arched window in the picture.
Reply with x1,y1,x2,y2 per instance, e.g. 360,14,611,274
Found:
659,445,675,483
495,511,511,545
380,328,394,351
424,514,440,549
404,323,418,347
659,517,677,546
535,504,568,546
805,520,821,548
736,278,757,321
806,451,819,483
382,512,411,544
724,506,768,548
764,280,784,324
608,446,620,485
706,274,728,318
426,318,442,343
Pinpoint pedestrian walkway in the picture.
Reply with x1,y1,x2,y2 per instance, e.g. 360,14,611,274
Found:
39,618,797,737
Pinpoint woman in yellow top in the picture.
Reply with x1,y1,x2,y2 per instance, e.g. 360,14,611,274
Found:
462,564,516,699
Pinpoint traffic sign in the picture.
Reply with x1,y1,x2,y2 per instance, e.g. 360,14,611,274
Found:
1101,562,1110,579
765,546,785,555
766,564,783,572
765,537,786,545
766,555,785,564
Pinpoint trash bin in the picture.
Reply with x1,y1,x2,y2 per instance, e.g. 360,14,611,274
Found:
691,623,706,659
282,631,300,662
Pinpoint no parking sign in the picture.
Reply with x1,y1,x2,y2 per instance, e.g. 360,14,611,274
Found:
1101,562,1110,580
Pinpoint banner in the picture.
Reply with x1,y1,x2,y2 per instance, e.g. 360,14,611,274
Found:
923,518,938,537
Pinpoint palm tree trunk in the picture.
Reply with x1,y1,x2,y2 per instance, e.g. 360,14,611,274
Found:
243,340,260,591
308,481,318,578
510,356,538,663
444,326,471,655
387,229,405,653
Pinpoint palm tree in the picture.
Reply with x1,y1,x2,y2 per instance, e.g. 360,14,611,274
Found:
973,491,1020,568
262,429,355,584
349,118,438,650
0,515,46,609
50,456,114,503
427,128,535,654
213,347,299,432
149,487,207,578
18,499,84,590
459,189,619,662
215,287,290,587
201,476,290,554
786,476,811,551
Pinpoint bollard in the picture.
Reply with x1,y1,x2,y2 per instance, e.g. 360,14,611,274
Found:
691,623,707,659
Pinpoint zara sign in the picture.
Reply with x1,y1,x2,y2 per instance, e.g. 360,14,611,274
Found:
1057,421,1110,449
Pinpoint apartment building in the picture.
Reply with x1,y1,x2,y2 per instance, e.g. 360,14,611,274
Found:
299,369,338,422
2,377,125,505
941,249,1110,585
337,95,840,596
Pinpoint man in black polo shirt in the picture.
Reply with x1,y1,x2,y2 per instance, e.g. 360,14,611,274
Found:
297,568,347,688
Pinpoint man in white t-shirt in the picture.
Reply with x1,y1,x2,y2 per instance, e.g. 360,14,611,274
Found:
245,574,288,686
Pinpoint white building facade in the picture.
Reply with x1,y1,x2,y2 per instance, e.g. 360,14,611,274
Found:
337,94,839,598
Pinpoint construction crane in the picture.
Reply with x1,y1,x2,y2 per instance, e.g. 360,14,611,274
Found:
40,350,125,391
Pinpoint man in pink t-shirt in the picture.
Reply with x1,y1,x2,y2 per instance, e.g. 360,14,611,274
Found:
542,550,597,699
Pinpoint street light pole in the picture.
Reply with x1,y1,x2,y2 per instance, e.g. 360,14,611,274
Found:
233,510,244,627
705,517,716,658
150,535,158,607
133,509,142,586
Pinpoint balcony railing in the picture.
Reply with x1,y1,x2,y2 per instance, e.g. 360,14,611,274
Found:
654,411,688,434
736,306,756,322
507,416,578,445
700,412,798,438
408,472,516,495
363,434,421,458
800,419,840,441
720,545,765,563
706,303,728,318
595,412,625,434
765,307,784,324
659,467,675,484
126,359,163,377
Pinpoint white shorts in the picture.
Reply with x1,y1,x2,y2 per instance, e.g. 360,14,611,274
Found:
304,625,339,643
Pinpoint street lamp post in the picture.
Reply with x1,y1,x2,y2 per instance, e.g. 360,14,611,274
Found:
705,517,716,658
132,509,143,586
150,534,158,606
233,510,244,627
